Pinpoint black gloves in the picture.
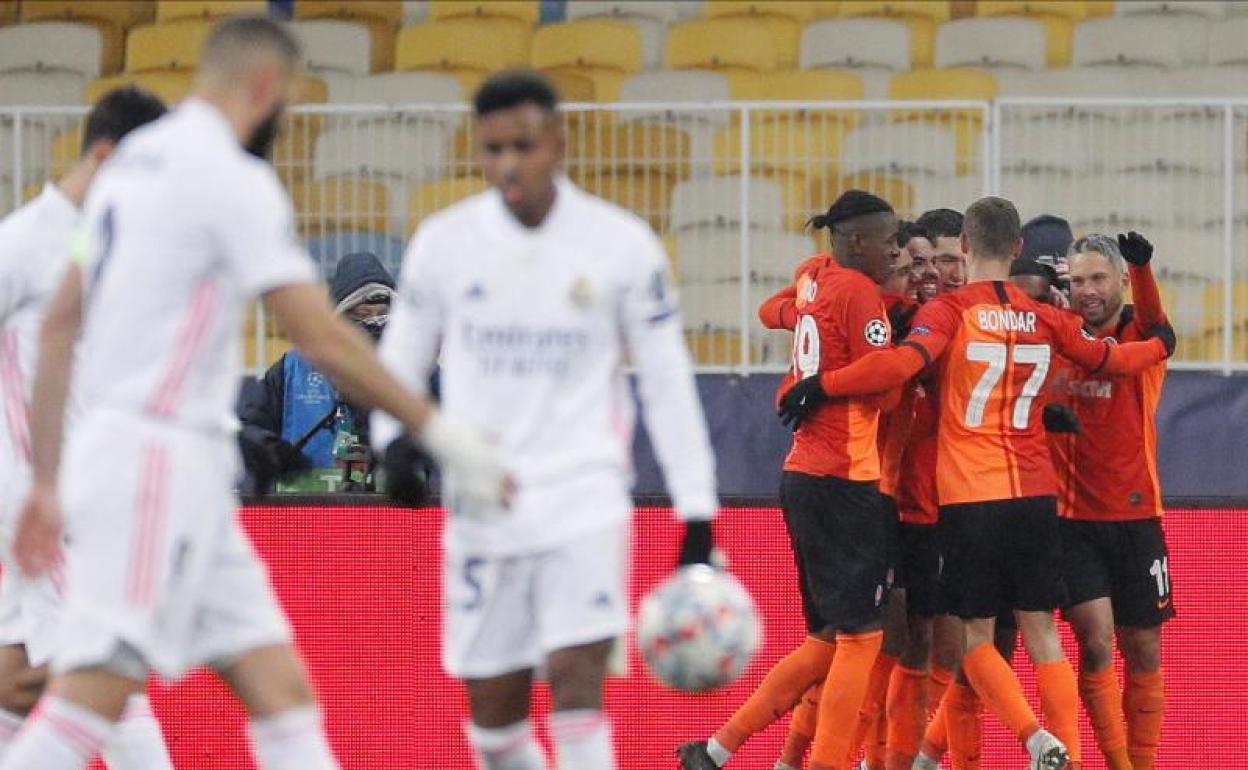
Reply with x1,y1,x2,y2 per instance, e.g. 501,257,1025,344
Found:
888,303,918,342
382,436,432,507
678,519,714,566
238,433,307,495
778,376,828,430
1118,231,1153,266
1145,322,1177,357
1042,404,1081,434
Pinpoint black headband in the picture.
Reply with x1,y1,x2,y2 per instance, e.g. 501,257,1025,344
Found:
808,189,894,230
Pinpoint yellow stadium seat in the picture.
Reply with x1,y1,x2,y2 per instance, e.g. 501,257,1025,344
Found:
685,331,742,367
575,169,676,231
838,1,950,67
532,20,641,101
294,1,401,72
1,1,17,25
812,1,843,17
568,123,691,176
429,1,539,25
396,19,531,90
85,70,194,105
155,1,267,22
49,126,82,178
703,1,814,69
1085,1,1115,16
19,0,153,29
406,176,487,236
292,177,391,238
665,18,781,74
812,172,915,218
888,68,995,173
976,1,1087,66
541,69,598,101
125,19,215,73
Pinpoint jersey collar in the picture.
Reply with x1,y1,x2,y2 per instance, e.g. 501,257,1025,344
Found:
178,97,241,153
486,174,573,241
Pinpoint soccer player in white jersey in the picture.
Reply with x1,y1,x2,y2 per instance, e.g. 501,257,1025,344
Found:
372,71,719,770
0,87,173,769
2,18,507,770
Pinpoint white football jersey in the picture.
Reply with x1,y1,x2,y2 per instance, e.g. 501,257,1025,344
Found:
0,183,79,475
374,177,718,556
73,99,317,435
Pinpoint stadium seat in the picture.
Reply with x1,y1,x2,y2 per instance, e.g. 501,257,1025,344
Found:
911,173,982,215
674,227,816,284
1118,1,1228,19
287,20,372,79
617,70,735,143
567,122,691,176
664,18,782,74
1210,18,1248,65
812,172,915,218
1163,66,1248,96
293,177,392,238
125,19,215,73
1084,0,1116,16
313,122,449,185
841,121,959,176
0,21,102,77
294,1,401,72
543,70,599,101
998,116,1092,172
303,230,408,277
934,17,1048,70
888,68,994,174
155,1,266,22
976,1,1087,67
47,125,81,178
577,169,678,231
1073,17,1196,69
836,0,950,68
0,68,83,105
406,176,486,236
566,1,694,69
84,69,193,105
18,0,152,75
428,0,539,24
703,1,815,69
531,20,642,102
402,1,429,24
670,175,786,232
801,18,911,71
395,19,531,93
1,0,15,25
347,71,463,111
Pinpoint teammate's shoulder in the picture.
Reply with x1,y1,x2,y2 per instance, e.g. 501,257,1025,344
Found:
792,253,830,281
572,179,654,237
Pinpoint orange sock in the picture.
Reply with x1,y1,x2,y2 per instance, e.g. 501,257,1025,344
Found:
960,642,1040,743
780,682,824,768
1036,660,1081,767
847,652,896,769
1079,667,1132,770
714,635,836,752
870,706,888,769
919,689,949,759
885,665,928,770
927,665,954,718
808,631,884,770
1124,667,1164,770
946,683,982,770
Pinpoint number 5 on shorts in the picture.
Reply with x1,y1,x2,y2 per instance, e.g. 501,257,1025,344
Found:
963,342,1051,429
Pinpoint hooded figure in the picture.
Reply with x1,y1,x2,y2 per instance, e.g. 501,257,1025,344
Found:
238,253,397,486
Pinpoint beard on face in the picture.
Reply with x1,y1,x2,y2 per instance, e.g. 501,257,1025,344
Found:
245,105,284,160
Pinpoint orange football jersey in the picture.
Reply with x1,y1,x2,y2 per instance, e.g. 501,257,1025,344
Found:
895,378,939,524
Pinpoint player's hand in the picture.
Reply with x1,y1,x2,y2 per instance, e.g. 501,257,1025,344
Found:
1118,231,1153,266
14,483,64,577
1145,321,1177,357
419,411,513,518
1042,404,1081,433
677,519,715,566
887,303,917,341
382,436,432,507
777,376,828,430
1047,286,1070,309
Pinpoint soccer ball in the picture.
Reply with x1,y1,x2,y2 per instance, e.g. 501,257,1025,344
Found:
636,565,762,692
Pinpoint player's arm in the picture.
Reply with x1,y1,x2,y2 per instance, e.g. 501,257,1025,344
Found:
624,230,719,564
758,284,798,330
1118,232,1166,327
1049,306,1171,376
823,298,955,397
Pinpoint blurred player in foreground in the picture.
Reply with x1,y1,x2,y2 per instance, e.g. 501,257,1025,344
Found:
791,197,1176,770
0,87,171,768
373,70,718,770
680,191,899,770
5,17,506,770
1050,233,1172,770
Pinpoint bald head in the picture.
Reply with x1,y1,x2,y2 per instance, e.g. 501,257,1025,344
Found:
200,16,299,83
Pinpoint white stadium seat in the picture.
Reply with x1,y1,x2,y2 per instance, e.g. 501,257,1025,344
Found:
840,122,958,177
999,118,1091,172
674,227,813,284
0,22,102,78
935,18,1047,71
313,123,450,183
1162,66,1248,95
287,20,373,78
1074,17,1188,69
0,70,85,105
680,274,794,336
670,175,784,232
1117,1,1228,19
994,66,1166,99
347,71,464,109
911,174,983,216
1210,17,1248,65
801,19,911,73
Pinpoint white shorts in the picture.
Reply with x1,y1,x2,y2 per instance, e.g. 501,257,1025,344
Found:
443,521,630,680
53,411,291,679
0,467,62,667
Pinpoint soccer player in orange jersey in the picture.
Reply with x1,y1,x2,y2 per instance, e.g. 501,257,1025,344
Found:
679,191,901,770
780,197,1176,770
1048,233,1172,770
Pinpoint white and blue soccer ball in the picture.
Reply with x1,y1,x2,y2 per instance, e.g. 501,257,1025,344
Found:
637,565,762,692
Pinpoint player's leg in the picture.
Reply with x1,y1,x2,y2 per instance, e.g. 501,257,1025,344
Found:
101,692,175,770
849,587,903,770
776,682,822,770
886,522,943,770
1112,518,1173,770
547,640,614,770
0,644,44,753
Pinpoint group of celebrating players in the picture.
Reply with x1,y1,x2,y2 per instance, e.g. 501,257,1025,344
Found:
680,192,1176,770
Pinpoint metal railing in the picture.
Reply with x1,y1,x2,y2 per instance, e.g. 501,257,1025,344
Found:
3,98,1244,374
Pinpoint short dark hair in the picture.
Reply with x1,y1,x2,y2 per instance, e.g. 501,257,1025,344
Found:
474,70,558,117
81,86,167,156
202,15,300,73
916,208,963,240
897,220,926,248
963,196,1021,260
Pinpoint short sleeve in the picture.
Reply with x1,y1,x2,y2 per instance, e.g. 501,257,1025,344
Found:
843,285,892,361
217,166,317,296
902,295,960,364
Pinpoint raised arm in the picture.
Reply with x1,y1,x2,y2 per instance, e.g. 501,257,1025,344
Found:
1118,231,1166,327
1049,305,1170,376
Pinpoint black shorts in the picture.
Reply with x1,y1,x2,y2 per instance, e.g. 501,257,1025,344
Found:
938,496,1067,620
781,472,891,633
883,494,901,587
898,522,942,618
1060,517,1175,628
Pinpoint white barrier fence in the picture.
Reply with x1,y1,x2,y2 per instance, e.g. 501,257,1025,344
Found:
3,99,1245,374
